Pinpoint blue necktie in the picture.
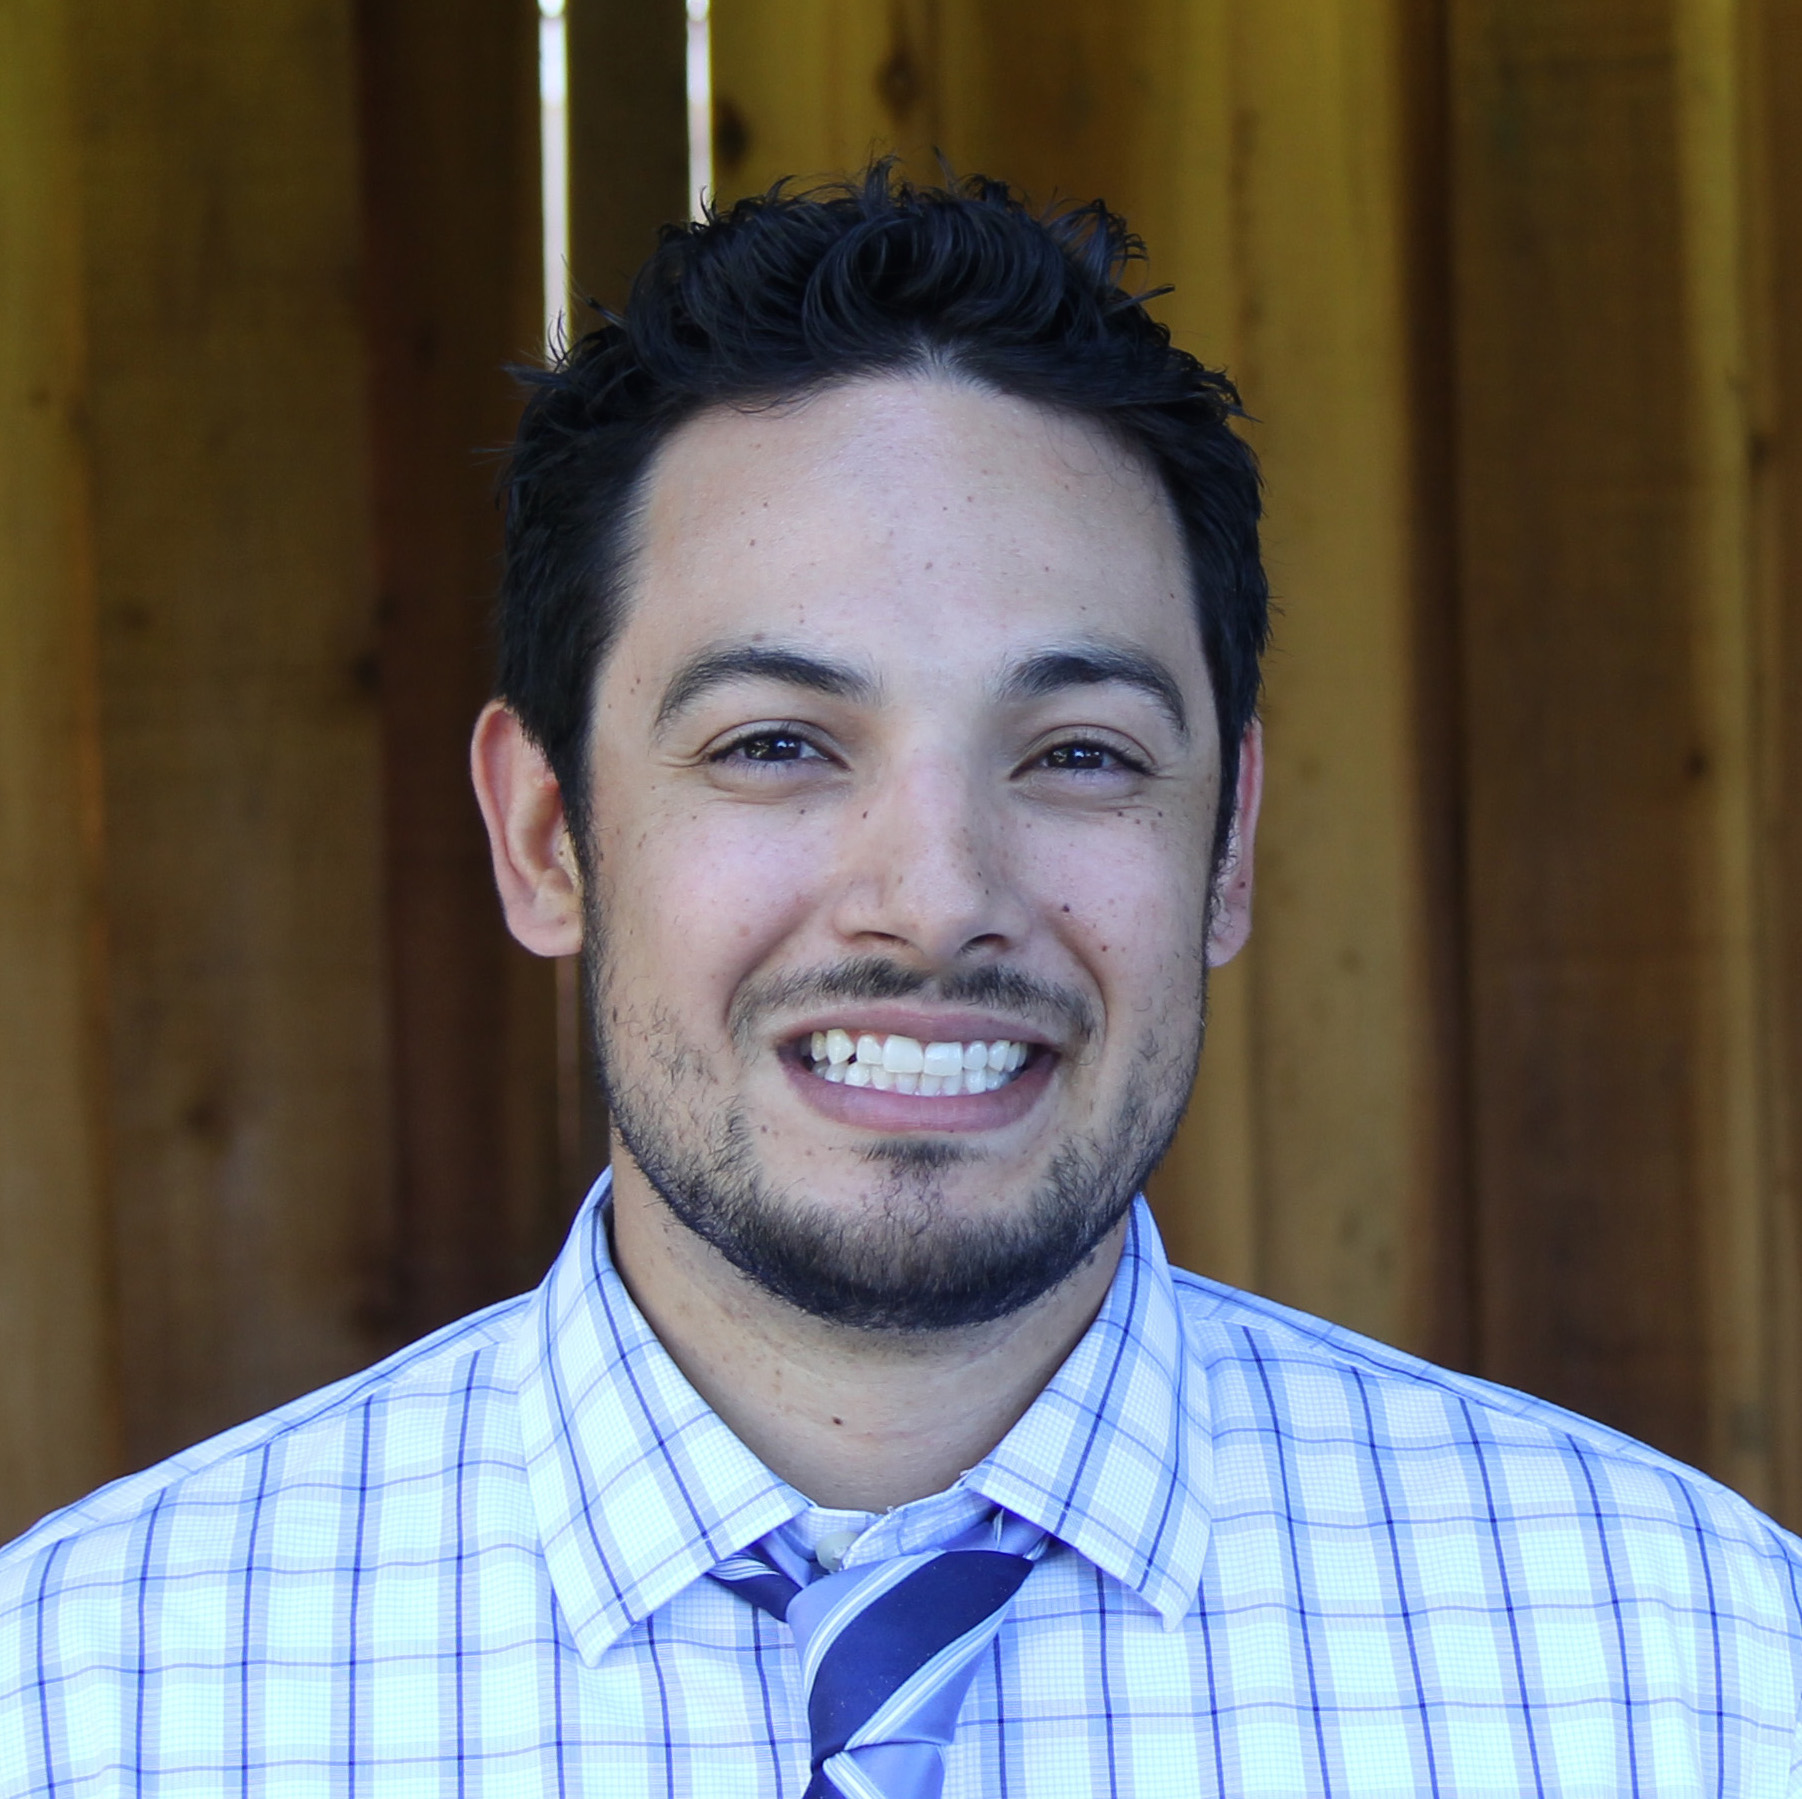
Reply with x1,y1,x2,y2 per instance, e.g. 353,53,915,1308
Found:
710,1523,1037,1799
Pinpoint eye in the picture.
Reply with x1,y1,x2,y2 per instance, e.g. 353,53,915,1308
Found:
706,726,834,771
1032,738,1152,777
1042,742,1116,772
720,731,812,762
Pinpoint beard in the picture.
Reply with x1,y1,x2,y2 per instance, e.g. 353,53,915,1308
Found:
586,907,1207,1334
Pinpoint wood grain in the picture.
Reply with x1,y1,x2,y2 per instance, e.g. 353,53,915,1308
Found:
567,0,689,306
0,0,120,1536
77,0,394,1467
357,0,569,1344
1187,1,1457,1357
1745,0,1802,1524
1450,1,1717,1467
707,0,942,200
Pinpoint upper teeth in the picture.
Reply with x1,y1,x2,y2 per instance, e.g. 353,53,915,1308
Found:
807,1030,1029,1096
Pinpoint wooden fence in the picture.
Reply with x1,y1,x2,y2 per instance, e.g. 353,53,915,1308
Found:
3,0,1798,1539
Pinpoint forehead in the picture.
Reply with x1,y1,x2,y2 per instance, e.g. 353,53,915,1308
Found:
613,374,1203,691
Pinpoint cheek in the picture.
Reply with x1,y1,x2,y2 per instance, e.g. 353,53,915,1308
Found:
1029,817,1213,985
594,806,829,1000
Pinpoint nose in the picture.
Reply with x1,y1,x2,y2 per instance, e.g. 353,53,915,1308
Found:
827,748,1030,967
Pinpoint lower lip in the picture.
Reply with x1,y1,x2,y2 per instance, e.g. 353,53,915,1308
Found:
783,1054,1054,1132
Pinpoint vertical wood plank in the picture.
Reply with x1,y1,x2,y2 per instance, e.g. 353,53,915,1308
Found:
78,0,394,1466
1747,0,1802,1526
0,0,120,1535
1196,2,1457,1356
566,0,689,306
357,0,568,1341
1671,0,1775,1516
940,0,1193,233
1450,1,1717,1468
707,0,942,202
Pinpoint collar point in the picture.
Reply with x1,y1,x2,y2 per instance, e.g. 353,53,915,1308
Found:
1139,1572,1201,1633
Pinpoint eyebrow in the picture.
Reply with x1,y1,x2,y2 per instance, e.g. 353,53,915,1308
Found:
654,642,878,731
996,641,1190,740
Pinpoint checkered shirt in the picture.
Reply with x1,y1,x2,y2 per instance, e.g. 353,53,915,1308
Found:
2,1174,1799,1796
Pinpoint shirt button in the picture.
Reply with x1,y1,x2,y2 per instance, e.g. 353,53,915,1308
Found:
814,1528,860,1572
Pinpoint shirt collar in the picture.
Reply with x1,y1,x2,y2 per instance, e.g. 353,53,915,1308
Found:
967,1200,1212,1629
508,1177,1211,1662
508,1172,806,1665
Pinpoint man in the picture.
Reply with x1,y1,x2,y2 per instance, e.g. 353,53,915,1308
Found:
2,170,1798,1796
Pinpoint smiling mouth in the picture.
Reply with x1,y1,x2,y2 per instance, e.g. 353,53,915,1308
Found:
800,1028,1037,1097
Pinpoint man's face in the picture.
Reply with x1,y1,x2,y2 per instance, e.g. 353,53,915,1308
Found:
584,375,1250,1330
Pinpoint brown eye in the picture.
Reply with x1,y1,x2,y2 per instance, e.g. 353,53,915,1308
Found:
713,730,821,763
1037,740,1148,776
1043,743,1113,771
739,733,809,761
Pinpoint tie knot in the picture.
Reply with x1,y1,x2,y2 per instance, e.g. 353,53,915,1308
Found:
710,1528,1041,1799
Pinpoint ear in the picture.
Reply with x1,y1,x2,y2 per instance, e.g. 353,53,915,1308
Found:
470,700,585,957
1205,719,1262,968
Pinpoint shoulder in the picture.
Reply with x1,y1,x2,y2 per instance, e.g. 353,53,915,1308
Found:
0,1291,552,1788
1170,1265,1802,1623
0,1291,532,1643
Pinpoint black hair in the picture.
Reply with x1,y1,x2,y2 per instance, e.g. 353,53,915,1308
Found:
497,164,1269,857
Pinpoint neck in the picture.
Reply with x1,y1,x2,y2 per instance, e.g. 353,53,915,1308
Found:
606,1157,1127,1512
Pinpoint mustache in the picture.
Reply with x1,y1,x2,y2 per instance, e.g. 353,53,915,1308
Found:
729,956,1099,1052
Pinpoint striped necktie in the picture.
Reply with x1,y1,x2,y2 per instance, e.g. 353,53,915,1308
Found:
710,1520,1039,1799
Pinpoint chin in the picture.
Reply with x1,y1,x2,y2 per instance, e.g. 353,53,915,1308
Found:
612,1073,1172,1334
